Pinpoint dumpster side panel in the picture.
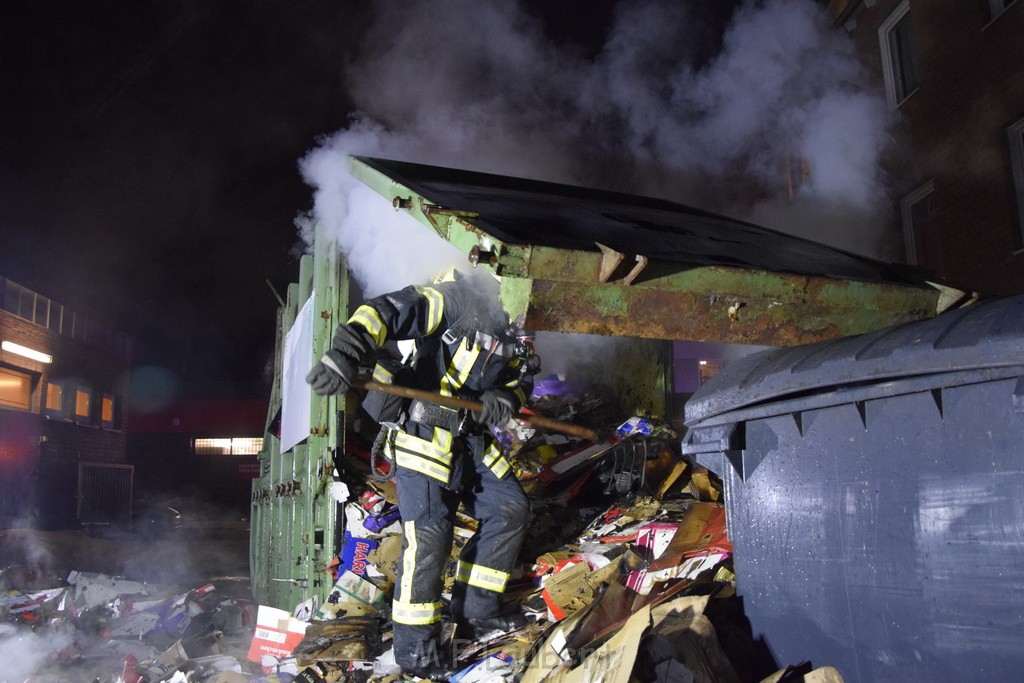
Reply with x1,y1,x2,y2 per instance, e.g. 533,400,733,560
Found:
715,374,1024,682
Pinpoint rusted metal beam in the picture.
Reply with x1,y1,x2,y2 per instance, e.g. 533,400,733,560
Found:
348,155,942,347
500,276,937,347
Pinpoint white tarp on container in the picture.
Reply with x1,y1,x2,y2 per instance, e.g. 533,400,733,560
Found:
280,293,314,452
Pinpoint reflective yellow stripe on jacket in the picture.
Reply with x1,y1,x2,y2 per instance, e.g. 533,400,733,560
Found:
412,286,445,335
389,428,454,483
439,337,481,397
348,305,387,346
482,441,512,479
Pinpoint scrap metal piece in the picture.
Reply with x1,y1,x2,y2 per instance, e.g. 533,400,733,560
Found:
596,243,624,283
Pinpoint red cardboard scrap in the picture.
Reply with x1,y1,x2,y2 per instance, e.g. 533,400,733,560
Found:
246,604,310,663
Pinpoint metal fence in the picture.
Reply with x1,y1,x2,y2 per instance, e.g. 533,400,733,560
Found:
77,462,134,530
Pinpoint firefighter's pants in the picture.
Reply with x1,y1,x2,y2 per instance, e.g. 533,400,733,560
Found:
390,437,530,670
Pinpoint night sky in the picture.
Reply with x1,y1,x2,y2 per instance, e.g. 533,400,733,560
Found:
0,1,626,396
0,2,366,394
0,1,745,397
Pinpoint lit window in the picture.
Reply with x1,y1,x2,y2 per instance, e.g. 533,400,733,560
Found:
194,437,264,455
1010,117,1024,251
698,360,721,386
879,1,918,109
101,394,116,429
900,181,940,269
0,367,32,410
75,387,92,425
45,381,64,416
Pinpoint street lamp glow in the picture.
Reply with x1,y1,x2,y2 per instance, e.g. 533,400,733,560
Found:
1,341,52,363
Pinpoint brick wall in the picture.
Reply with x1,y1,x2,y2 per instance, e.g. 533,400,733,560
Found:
1,308,132,527
839,0,1024,295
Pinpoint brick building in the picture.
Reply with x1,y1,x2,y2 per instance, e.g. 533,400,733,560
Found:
0,276,134,529
828,0,1024,294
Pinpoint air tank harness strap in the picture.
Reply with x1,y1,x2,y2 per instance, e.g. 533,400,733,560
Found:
369,426,396,482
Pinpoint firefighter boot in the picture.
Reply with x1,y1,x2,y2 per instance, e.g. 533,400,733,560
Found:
459,610,529,640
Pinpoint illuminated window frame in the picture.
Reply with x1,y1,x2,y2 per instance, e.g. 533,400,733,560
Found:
101,393,117,429
194,437,264,456
75,387,92,425
45,381,65,418
0,366,32,410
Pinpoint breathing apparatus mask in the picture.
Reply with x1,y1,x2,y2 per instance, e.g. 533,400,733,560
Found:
505,324,541,379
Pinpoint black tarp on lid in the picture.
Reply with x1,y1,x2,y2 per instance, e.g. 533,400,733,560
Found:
356,156,928,286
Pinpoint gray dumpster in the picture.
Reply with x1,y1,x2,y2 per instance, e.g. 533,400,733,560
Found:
682,294,1024,682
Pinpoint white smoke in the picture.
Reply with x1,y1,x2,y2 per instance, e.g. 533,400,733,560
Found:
534,331,642,391
298,0,896,289
0,629,73,681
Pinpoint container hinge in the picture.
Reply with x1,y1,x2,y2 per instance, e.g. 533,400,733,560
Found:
681,423,745,478
681,422,744,455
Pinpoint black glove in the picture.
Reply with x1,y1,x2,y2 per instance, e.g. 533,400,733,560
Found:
306,322,377,396
474,389,517,428
306,349,358,396
332,323,376,363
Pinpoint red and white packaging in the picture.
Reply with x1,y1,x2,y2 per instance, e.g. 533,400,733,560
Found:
246,604,310,664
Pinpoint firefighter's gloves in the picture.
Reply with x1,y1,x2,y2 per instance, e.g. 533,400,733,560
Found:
475,389,517,428
306,350,358,396
306,323,377,396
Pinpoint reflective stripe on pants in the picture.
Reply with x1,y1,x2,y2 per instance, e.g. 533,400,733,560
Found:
391,430,529,668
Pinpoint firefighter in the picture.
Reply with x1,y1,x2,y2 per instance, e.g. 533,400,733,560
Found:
306,272,537,679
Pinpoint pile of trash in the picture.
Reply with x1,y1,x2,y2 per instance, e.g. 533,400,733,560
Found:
2,381,839,681
241,395,840,681
0,566,259,682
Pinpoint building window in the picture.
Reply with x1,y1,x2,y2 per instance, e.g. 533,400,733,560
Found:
45,381,64,417
0,367,32,410
194,437,265,456
989,0,1017,21
879,1,919,109
698,359,721,386
101,393,117,429
1010,117,1024,251
900,181,942,270
75,387,92,425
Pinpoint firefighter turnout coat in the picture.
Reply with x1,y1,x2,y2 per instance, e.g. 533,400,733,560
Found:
343,279,532,670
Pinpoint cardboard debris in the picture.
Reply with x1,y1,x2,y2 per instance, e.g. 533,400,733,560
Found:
2,402,836,681
314,570,384,619
70,571,155,611
293,615,381,664
246,604,310,663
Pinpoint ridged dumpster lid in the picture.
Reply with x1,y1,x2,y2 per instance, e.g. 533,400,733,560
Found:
685,294,1024,426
